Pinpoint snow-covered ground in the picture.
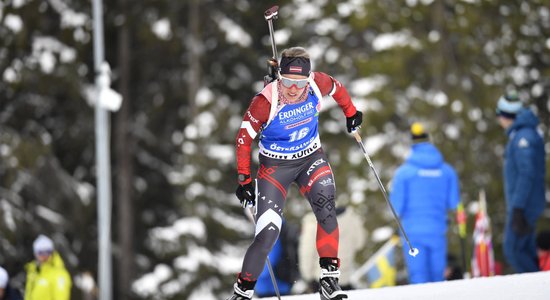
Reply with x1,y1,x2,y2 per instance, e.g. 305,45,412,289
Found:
262,271,550,300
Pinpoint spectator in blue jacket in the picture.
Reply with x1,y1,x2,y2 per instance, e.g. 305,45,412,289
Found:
496,91,546,273
389,123,460,284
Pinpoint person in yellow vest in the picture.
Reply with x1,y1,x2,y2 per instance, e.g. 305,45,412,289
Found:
24,235,71,300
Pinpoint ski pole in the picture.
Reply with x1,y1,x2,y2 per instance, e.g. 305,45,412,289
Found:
243,205,282,300
263,6,279,85
351,130,419,257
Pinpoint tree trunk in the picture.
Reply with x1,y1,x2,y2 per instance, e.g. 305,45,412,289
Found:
187,0,200,118
115,0,134,298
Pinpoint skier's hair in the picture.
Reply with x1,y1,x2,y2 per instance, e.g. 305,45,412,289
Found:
281,47,310,59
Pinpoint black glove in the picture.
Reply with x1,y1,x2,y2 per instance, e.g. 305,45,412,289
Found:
346,111,363,133
236,181,255,208
512,208,530,235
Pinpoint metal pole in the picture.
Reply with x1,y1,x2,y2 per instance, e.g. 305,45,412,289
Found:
92,0,112,299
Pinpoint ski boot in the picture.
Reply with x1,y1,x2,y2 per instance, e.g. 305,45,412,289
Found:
319,257,348,300
226,274,255,300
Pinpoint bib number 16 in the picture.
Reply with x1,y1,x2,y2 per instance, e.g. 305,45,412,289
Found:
289,127,309,142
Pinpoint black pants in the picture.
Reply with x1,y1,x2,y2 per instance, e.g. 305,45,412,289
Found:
240,149,340,281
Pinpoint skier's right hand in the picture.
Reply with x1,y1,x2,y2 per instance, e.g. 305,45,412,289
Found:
263,58,279,86
236,181,255,208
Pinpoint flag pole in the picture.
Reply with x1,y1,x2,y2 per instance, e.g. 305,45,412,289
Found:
456,201,470,279
471,189,495,277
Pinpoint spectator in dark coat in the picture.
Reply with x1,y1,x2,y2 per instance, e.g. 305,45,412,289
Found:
0,267,23,300
496,91,546,273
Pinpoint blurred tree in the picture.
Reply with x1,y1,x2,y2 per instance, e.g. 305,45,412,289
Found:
0,0,548,299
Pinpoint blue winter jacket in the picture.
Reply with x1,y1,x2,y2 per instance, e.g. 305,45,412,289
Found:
503,108,546,225
390,142,460,236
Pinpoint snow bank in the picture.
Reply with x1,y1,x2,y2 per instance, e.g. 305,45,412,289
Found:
262,271,550,300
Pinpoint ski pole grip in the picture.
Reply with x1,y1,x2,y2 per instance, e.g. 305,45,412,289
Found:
264,6,279,21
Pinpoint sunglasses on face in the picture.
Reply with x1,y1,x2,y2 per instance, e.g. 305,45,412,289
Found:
278,73,309,89
35,250,53,256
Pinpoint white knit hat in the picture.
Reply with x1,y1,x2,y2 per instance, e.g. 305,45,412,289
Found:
496,91,522,118
33,234,55,254
0,266,8,289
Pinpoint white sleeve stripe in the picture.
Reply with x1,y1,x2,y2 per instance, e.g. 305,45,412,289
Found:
329,81,337,96
255,209,282,236
240,121,257,139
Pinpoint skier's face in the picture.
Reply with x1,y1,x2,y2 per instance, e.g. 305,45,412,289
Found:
279,74,308,103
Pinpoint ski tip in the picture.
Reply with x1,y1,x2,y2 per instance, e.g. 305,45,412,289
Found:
408,247,420,257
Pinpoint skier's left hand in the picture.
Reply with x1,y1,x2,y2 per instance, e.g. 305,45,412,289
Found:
346,111,363,133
